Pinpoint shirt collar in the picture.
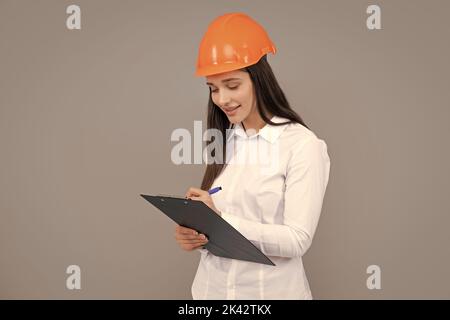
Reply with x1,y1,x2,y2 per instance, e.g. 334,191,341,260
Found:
226,115,291,144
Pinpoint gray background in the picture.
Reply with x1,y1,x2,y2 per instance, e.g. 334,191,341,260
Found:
1,0,449,299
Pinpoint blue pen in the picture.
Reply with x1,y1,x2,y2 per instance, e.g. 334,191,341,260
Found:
208,186,222,195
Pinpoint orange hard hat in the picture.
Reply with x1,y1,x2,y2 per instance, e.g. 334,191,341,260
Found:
195,12,277,77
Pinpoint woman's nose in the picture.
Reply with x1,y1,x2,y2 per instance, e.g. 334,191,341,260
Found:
217,91,231,106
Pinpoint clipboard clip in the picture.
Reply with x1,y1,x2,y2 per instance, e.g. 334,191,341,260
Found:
156,193,189,200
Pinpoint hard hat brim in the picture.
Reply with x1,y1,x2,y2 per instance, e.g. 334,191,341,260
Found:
195,51,274,77
196,61,253,77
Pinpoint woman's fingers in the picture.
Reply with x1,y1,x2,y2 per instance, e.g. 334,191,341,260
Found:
185,187,207,198
175,225,208,242
175,221,209,252
176,233,208,251
178,239,208,245
189,196,204,202
175,233,207,241
175,233,198,240
176,225,198,235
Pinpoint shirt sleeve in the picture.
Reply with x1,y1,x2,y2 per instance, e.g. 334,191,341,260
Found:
196,247,208,254
220,137,331,258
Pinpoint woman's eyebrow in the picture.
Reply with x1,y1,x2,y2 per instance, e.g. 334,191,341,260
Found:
206,77,242,85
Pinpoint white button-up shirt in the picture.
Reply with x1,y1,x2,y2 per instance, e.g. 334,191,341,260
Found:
191,116,331,299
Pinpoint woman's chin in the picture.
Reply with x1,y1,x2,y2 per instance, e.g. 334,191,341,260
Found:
228,118,242,124
227,113,245,124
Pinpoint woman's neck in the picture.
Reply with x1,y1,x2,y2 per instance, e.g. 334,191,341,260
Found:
242,112,273,133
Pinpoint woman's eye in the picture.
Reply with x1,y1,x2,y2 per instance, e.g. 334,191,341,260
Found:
210,85,238,93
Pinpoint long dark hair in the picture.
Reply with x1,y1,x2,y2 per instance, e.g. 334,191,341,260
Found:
200,55,309,190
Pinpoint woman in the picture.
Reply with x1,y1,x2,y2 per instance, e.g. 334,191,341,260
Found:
174,12,331,299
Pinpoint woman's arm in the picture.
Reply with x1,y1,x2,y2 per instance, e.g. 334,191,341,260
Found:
221,137,331,258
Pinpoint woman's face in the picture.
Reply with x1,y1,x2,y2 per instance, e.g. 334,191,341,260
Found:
206,70,256,124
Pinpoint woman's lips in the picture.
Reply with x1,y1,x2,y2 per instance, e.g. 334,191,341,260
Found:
224,105,241,116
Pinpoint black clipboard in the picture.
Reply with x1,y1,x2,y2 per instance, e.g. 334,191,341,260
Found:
140,194,275,266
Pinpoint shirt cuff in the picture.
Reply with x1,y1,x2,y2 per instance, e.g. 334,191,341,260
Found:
196,247,208,254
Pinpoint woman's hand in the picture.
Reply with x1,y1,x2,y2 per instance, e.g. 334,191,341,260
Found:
185,187,221,216
174,225,208,251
